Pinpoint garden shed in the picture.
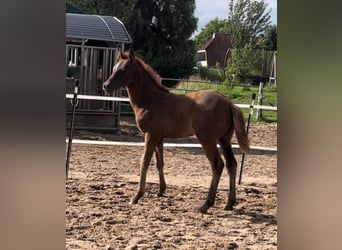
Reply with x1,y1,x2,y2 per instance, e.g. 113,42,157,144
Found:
66,12,132,131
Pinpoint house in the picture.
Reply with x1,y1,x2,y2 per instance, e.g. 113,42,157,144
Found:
196,33,232,69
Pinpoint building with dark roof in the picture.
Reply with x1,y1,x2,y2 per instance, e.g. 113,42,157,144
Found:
66,13,132,47
65,9,132,131
196,33,232,69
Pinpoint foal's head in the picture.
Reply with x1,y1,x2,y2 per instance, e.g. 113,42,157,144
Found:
103,50,136,95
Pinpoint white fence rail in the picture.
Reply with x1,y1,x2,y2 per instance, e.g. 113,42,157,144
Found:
65,138,277,152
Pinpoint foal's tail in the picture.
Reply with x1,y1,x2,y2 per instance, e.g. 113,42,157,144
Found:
232,104,250,153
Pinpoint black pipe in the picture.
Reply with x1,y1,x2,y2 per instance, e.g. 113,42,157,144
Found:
66,79,79,180
238,93,256,185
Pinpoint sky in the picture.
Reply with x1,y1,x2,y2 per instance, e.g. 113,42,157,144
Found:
194,0,277,34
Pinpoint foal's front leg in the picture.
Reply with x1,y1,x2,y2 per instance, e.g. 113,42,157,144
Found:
130,133,157,204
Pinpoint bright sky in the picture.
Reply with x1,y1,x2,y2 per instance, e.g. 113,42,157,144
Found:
194,0,277,34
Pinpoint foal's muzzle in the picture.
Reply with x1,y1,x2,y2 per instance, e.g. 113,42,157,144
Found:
103,82,111,95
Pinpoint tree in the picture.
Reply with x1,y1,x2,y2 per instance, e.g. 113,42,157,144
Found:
225,0,271,86
228,0,271,48
127,0,197,83
264,24,277,51
226,43,252,87
66,0,135,20
194,18,230,50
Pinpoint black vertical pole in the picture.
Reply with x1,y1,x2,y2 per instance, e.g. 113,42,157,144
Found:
66,79,79,180
238,93,256,185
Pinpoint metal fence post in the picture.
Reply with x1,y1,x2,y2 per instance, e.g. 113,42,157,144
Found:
66,79,80,180
239,93,256,185
256,82,264,120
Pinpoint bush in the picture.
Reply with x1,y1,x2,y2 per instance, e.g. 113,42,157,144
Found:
193,66,224,82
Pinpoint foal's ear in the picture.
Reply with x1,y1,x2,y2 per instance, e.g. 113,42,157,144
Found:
117,50,123,61
128,49,135,62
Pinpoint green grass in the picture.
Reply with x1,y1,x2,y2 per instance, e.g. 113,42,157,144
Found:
172,81,277,123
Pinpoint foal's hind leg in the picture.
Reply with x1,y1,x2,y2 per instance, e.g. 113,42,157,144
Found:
155,140,166,196
219,139,238,210
130,133,157,204
198,140,225,213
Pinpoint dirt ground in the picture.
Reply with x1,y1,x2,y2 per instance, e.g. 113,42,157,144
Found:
66,117,277,249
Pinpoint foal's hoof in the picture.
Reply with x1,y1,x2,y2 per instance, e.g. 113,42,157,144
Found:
224,203,234,211
198,205,209,214
129,200,136,205
129,192,144,205
129,197,139,205
157,190,165,197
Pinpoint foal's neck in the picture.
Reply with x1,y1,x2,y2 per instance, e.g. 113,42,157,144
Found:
126,64,166,110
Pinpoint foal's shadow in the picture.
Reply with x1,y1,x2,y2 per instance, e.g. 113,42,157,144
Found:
222,189,276,225
231,208,277,225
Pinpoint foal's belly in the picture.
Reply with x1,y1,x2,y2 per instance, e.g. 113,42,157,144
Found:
162,116,195,138
135,101,196,139
136,115,194,138
163,127,195,139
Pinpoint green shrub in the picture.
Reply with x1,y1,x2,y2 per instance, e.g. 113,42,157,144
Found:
194,66,224,83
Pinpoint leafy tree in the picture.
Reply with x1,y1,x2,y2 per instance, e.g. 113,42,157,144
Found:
127,0,197,83
264,24,277,51
194,18,230,50
225,0,271,86
193,1,271,54
226,43,252,87
66,0,135,20
228,0,271,48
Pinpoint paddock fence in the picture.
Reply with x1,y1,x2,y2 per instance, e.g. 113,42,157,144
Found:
65,94,277,154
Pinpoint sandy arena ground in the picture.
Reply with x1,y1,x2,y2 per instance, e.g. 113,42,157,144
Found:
66,117,277,249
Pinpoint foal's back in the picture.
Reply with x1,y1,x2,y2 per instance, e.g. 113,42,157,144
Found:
185,90,235,139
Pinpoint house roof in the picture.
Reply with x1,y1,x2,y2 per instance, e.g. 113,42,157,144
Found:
66,13,132,43
197,33,232,68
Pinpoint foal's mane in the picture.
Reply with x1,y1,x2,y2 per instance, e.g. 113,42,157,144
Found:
134,57,170,93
